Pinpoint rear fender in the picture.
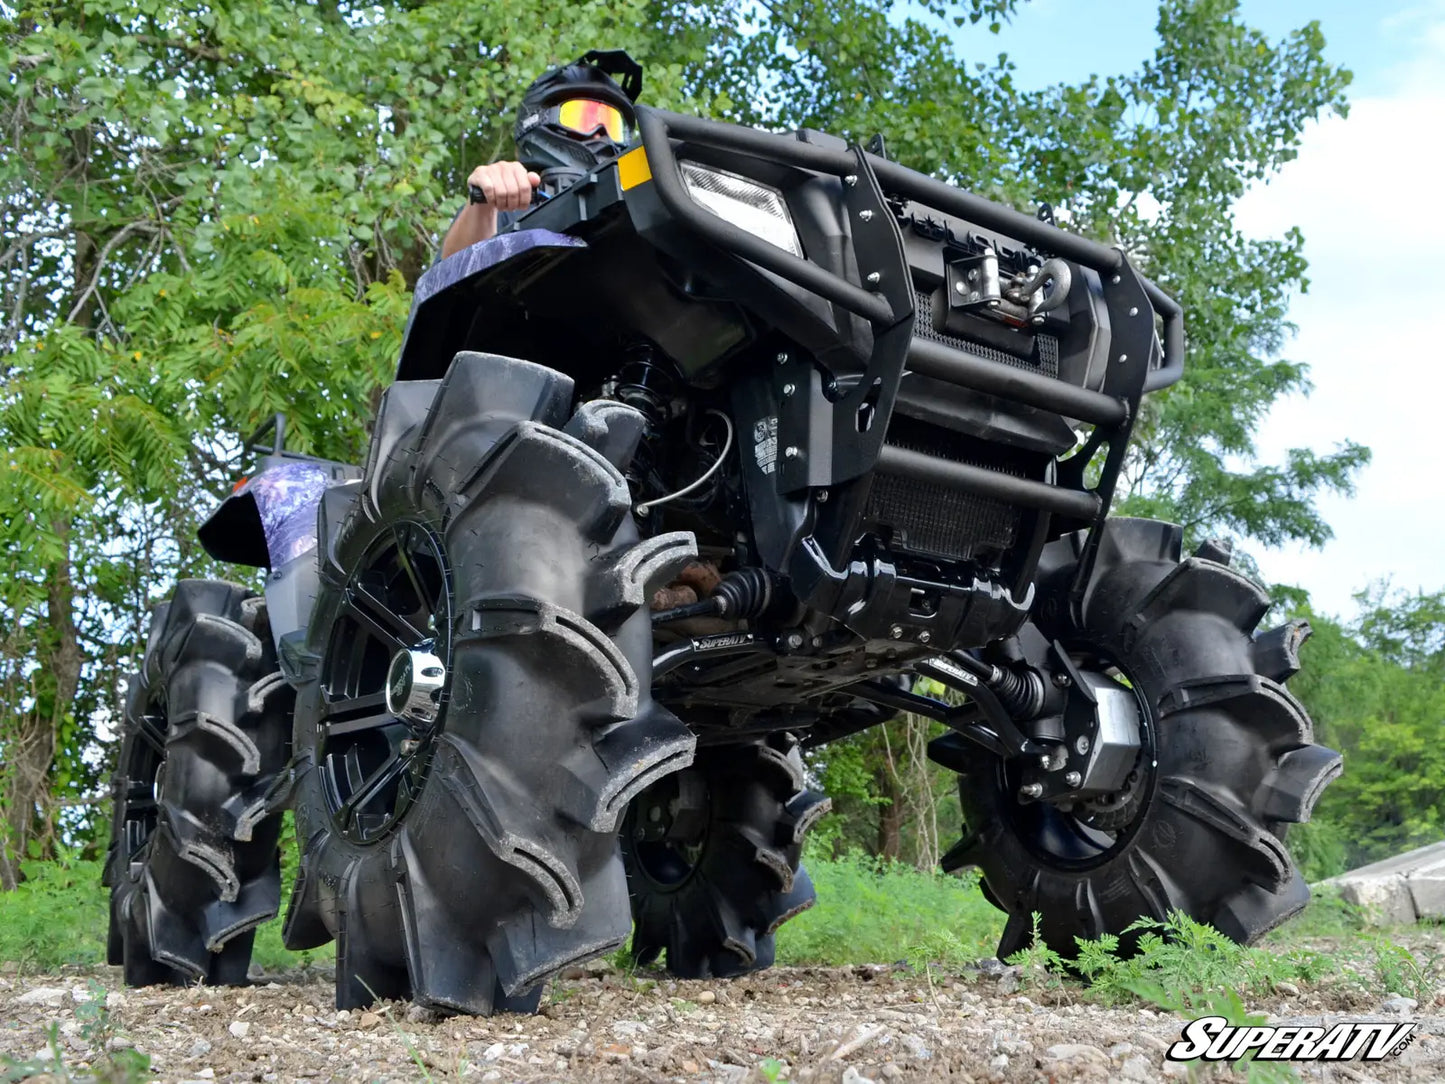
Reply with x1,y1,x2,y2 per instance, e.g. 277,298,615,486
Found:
198,460,360,668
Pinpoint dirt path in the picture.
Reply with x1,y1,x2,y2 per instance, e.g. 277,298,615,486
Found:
2,956,1441,1083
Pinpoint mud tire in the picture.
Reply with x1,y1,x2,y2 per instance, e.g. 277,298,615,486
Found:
283,353,698,1015
104,581,293,986
932,518,1341,960
623,733,829,978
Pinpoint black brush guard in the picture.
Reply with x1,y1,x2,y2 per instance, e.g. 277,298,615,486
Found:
636,107,1184,617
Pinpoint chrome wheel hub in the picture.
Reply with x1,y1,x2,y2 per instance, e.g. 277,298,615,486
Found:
385,647,446,725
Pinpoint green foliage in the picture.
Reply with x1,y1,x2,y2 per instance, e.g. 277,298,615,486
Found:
1,0,1371,886
777,851,1001,965
0,851,108,970
1287,586,1445,868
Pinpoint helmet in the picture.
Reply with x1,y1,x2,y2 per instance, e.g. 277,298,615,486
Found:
514,50,643,188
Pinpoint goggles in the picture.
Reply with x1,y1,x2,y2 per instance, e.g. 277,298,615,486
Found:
549,98,631,143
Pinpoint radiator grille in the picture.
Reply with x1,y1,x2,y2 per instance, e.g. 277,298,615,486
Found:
912,285,1059,379
865,418,1025,564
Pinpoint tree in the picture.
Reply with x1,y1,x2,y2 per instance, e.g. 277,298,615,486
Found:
2,0,1364,879
1286,588,1445,871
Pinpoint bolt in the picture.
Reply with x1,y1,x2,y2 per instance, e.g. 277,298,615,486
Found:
785,631,805,651
1038,755,1052,769
1030,315,1045,325
955,280,966,293
889,624,904,639
1051,672,1072,688
1111,274,1121,284
1064,771,1082,788
858,209,874,222
866,271,881,285
811,636,823,648
1019,783,1044,799
1128,306,1139,316
1075,735,1091,755
782,382,796,397
987,299,999,308
1118,353,1128,364
648,805,663,823
784,445,801,459
776,352,789,364
400,738,420,755
919,630,931,644
816,489,830,503
844,174,858,187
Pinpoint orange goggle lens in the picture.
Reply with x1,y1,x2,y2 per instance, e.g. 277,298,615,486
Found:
553,99,628,142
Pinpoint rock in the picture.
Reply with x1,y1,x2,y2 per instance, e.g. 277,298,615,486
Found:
358,1011,381,1029
406,1004,443,1024
16,986,68,1007
1274,981,1300,997
106,991,129,1010
840,1068,874,1084
1107,1042,1134,1059
1383,995,1418,1013
69,985,95,1003
197,1070,216,1080
880,1064,902,1080
900,1033,931,1060
560,965,588,980
1135,1033,1171,1055
482,1042,506,1061
696,989,716,1005
1044,1043,1109,1063
584,957,614,976
996,968,1021,995
188,1039,213,1058
228,1020,251,1039
1120,1056,1152,1082
989,1054,1008,1071
1161,1060,1189,1078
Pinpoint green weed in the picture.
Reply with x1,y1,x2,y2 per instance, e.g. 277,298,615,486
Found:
778,851,1001,966
1,979,152,1084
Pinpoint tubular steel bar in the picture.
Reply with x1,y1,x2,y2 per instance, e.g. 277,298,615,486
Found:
907,339,1128,426
639,107,1186,386
637,110,895,325
876,445,1103,520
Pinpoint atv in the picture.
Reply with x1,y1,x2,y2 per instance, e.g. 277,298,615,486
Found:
104,106,1341,1014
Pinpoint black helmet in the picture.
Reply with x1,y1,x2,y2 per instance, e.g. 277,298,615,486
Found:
514,50,643,186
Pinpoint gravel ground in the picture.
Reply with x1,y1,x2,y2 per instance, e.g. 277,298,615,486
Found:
2,953,1441,1083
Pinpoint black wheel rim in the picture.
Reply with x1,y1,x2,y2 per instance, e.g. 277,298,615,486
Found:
627,772,711,893
318,521,452,845
999,652,1158,871
120,694,167,877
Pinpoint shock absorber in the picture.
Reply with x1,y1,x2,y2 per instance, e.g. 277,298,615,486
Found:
611,342,675,491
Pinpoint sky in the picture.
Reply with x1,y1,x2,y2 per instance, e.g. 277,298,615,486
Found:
954,1,1445,620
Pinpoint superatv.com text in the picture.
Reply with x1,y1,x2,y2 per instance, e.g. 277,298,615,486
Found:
1168,1017,1416,1062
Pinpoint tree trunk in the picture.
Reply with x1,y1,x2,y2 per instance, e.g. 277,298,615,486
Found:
0,522,80,889
875,764,901,861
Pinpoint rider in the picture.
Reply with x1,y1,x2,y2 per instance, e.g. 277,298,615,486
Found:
440,51,643,258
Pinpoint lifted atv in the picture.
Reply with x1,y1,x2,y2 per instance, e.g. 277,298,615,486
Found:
105,106,1340,1013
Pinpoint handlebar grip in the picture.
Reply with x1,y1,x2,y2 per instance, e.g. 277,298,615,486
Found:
468,184,487,205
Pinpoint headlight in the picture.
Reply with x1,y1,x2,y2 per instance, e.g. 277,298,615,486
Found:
678,162,803,258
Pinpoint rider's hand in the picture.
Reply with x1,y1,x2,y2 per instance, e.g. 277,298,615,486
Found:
467,161,541,212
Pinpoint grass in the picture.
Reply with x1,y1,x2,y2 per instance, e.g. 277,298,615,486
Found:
778,852,1003,966
2,846,1438,1019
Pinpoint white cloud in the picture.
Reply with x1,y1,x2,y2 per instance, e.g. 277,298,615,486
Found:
1233,10,1445,618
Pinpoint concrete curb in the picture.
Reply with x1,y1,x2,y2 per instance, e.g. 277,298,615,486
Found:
1318,839,1445,925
